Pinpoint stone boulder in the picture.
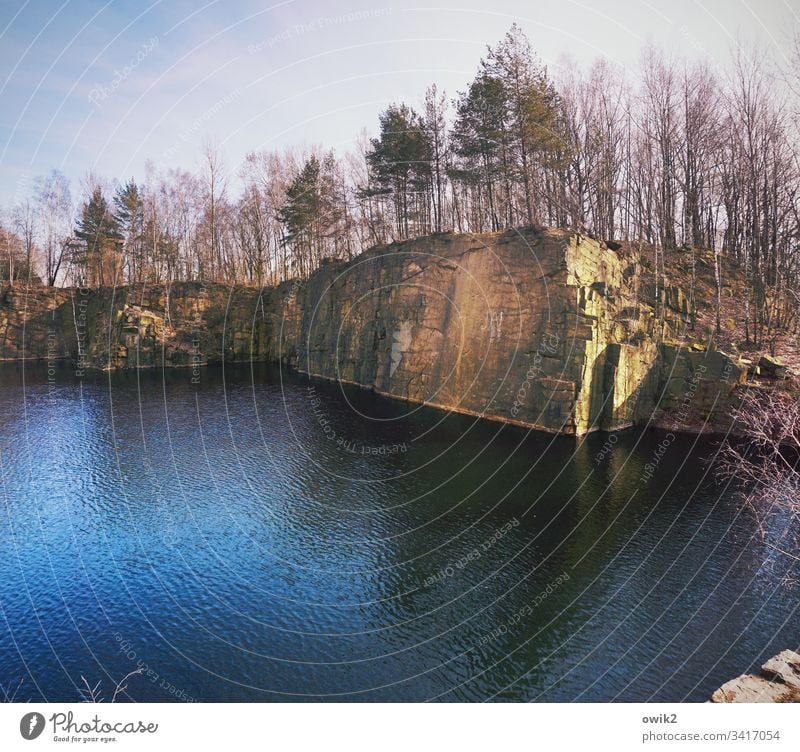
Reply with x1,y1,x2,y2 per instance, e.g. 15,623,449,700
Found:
711,650,800,703
757,355,787,380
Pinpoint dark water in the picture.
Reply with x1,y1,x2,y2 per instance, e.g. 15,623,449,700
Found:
0,362,796,702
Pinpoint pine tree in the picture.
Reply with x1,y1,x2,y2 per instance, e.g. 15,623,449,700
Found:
482,24,567,225
278,156,322,277
114,179,145,283
451,74,509,231
75,188,123,286
366,104,432,238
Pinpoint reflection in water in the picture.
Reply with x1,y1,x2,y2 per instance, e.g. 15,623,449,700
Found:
0,362,796,701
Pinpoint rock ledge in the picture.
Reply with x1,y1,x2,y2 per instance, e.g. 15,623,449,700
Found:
711,650,800,703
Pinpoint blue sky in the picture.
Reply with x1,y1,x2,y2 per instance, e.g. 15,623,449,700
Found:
0,0,796,205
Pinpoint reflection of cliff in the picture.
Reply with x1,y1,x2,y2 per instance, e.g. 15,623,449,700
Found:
0,228,767,436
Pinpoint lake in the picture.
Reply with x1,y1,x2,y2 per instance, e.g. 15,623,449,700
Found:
0,362,796,702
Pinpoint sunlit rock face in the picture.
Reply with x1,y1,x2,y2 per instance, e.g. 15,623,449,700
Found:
291,227,725,435
0,228,749,435
711,649,800,702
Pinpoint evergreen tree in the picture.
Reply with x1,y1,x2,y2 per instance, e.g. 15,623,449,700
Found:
451,74,509,230
366,104,432,238
278,156,322,277
75,188,123,286
114,179,145,283
482,24,567,224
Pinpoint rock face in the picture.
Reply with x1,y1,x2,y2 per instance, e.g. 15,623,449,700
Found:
1,281,298,371
0,285,76,361
291,229,749,435
711,650,800,703
0,228,754,436
296,229,661,434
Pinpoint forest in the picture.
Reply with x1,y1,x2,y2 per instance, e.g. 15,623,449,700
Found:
2,25,799,348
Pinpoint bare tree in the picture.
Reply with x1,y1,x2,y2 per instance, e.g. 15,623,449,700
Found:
35,170,73,286
201,142,228,281
79,668,144,703
718,385,800,571
424,84,449,233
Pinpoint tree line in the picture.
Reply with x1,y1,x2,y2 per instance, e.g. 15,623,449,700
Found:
2,25,799,346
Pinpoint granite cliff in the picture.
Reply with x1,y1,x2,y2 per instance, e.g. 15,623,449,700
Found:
1,227,773,436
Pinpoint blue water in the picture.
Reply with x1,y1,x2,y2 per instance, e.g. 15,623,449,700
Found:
0,362,797,702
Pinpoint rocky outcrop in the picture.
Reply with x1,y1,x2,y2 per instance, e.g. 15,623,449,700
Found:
294,229,662,434
0,228,765,436
0,285,76,361
648,344,749,434
711,650,800,703
1,281,298,370
289,228,752,435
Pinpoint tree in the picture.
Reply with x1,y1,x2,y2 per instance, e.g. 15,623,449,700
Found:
34,170,72,286
0,221,30,285
482,23,567,225
11,199,36,285
75,188,123,287
451,73,509,231
719,385,800,573
366,104,432,238
640,50,681,249
424,84,449,232
278,155,322,278
114,179,145,283
558,57,627,236
201,143,228,281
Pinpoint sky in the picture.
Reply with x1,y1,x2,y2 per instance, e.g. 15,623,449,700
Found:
0,0,797,206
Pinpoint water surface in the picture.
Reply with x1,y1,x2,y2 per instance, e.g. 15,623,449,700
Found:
0,362,796,701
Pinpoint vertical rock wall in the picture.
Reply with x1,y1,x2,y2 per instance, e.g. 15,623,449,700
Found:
295,228,682,435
